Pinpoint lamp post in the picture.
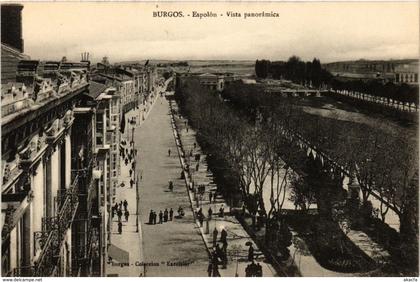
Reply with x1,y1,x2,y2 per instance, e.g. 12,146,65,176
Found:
136,172,139,233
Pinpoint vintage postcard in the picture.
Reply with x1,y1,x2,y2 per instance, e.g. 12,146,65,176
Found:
0,1,418,279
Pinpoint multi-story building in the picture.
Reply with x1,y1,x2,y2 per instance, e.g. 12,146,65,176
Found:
1,5,102,277
94,61,138,114
395,61,419,84
0,52,93,276
80,81,120,276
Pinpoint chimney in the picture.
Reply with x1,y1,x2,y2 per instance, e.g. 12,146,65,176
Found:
1,4,24,52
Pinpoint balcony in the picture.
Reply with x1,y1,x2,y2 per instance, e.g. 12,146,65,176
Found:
26,176,79,277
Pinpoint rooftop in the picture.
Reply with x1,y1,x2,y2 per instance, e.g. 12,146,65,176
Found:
88,81,108,99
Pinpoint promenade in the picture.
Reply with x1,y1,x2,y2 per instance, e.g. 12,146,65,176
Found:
169,98,277,277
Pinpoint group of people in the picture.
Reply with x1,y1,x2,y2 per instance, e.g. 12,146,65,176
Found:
245,261,263,277
148,208,174,224
208,227,229,274
120,138,138,189
245,244,264,275
112,200,130,235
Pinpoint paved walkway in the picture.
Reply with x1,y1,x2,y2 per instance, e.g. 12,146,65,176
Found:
344,229,391,265
134,94,209,276
105,91,160,277
169,99,277,277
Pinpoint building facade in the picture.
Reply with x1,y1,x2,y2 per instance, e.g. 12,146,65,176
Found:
394,61,419,84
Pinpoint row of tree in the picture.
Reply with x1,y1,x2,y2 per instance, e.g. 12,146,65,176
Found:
221,80,418,246
255,57,332,88
255,56,419,107
330,79,419,108
176,77,418,267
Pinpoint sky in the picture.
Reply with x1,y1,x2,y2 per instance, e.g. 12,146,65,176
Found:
21,2,419,63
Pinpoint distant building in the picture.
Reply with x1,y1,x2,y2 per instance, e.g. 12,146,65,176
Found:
394,61,418,84
323,59,418,83
198,73,224,91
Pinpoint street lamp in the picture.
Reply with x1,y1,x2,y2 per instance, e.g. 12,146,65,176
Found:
136,172,139,233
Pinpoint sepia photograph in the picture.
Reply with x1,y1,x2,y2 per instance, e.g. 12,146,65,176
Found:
0,1,418,278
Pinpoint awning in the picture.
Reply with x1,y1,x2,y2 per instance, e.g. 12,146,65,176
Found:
108,244,129,264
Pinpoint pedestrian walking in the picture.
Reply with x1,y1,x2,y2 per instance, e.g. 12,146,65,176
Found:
211,253,221,277
168,148,171,156
169,208,173,221
111,207,115,219
213,227,218,247
222,240,228,254
153,211,157,225
194,142,196,149
114,203,119,211
117,209,123,222
209,191,213,203
256,262,263,277
208,207,213,219
124,210,130,221
129,169,133,177
196,162,199,171
220,228,227,244
164,209,169,222
248,244,254,262
125,158,129,166
198,213,204,227
118,221,122,234
207,261,213,277
149,210,153,224
132,161,136,170
123,200,128,211
130,178,134,188
219,205,225,217
159,211,163,224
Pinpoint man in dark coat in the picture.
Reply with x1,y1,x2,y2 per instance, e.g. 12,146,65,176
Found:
220,228,227,244
208,207,213,219
212,227,218,247
164,209,169,222
248,244,254,262
123,200,128,211
149,210,153,224
159,210,163,224
117,209,123,222
153,211,157,225
169,208,174,221
118,221,122,234
256,262,263,277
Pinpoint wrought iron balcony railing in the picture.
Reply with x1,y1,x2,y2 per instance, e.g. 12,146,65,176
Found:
32,175,80,277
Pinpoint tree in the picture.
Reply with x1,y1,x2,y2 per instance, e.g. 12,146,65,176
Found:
288,172,317,211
